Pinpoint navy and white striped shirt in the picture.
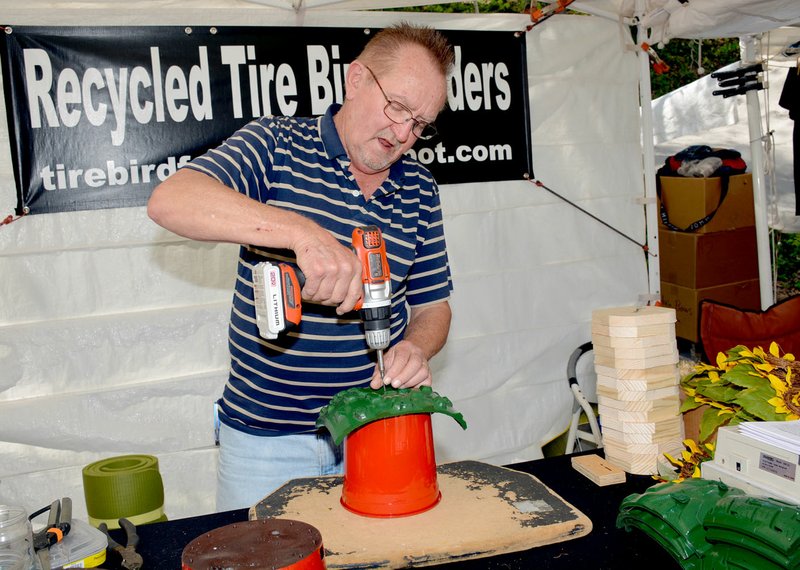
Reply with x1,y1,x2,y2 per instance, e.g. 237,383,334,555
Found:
187,104,453,435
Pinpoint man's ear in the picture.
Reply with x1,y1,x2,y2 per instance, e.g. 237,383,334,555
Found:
344,60,366,100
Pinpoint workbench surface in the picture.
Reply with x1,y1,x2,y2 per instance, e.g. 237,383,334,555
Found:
103,450,681,569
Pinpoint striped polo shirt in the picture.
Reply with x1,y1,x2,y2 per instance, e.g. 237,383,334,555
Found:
187,104,453,435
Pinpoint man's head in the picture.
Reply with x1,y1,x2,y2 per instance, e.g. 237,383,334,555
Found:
336,23,454,179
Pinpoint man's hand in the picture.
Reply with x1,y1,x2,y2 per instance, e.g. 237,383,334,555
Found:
370,340,432,389
368,300,452,390
291,229,363,314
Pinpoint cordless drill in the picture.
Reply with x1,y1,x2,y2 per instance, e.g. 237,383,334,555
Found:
252,225,392,379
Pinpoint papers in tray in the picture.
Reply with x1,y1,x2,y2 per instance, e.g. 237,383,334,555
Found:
738,420,800,455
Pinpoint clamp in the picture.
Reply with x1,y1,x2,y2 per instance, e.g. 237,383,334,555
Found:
31,497,72,570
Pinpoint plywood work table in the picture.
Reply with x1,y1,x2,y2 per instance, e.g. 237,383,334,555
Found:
102,450,681,569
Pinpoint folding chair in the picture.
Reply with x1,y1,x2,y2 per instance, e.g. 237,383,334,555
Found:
564,341,603,454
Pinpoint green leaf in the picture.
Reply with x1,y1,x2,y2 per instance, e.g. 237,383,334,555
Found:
734,388,786,421
680,398,703,413
699,406,731,442
722,367,767,389
696,384,740,403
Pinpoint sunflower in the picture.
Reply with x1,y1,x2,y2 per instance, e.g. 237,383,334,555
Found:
767,366,800,420
656,439,715,483
680,342,799,442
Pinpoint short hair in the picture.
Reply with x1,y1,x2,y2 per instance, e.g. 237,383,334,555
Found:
358,22,455,77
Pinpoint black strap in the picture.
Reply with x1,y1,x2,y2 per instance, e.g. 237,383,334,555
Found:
656,173,731,233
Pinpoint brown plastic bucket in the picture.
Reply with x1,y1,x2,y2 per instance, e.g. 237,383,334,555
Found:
181,518,325,570
340,413,440,517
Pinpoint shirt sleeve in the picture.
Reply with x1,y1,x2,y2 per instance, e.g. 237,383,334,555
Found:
404,181,453,308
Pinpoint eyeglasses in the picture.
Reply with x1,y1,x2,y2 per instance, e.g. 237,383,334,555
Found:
363,64,438,141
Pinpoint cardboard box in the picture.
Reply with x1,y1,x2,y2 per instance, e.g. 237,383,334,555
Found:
659,279,761,343
658,227,758,288
658,173,754,233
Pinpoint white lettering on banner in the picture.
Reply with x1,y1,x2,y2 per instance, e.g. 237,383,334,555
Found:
448,46,511,112
22,47,213,146
406,142,513,166
307,45,346,116
222,45,298,119
39,155,192,191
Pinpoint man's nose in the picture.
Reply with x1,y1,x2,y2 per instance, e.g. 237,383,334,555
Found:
390,119,414,142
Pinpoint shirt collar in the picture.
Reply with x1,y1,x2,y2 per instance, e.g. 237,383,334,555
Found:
320,104,346,160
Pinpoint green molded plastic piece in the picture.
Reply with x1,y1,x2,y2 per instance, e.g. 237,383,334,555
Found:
703,494,800,568
701,544,786,570
617,479,744,567
316,386,467,445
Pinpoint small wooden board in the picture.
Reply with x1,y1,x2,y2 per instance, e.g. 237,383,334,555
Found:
249,460,592,569
571,454,626,486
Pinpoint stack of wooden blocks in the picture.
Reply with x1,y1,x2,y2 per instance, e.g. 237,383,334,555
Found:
591,305,684,475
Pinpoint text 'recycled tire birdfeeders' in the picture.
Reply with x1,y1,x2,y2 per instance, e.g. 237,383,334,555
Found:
316,386,467,518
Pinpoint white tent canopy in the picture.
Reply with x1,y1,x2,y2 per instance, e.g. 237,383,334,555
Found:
1,1,798,522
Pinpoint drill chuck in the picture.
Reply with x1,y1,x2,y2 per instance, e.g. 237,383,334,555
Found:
360,305,390,350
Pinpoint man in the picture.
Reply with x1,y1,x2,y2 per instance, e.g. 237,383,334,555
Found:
147,22,454,511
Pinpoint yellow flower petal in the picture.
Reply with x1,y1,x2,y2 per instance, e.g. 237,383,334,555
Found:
768,374,787,394
770,342,780,357
685,440,701,454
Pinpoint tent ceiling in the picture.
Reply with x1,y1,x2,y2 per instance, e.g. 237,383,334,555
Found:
566,0,800,42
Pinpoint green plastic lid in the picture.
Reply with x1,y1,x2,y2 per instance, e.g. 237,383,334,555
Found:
316,386,467,445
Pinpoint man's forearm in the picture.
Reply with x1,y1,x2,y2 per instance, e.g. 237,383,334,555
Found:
403,301,452,360
147,168,308,249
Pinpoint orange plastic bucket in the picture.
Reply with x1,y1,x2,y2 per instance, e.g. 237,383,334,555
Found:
181,519,325,570
341,413,440,517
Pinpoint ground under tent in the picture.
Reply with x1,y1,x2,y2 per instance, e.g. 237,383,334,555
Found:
0,1,797,522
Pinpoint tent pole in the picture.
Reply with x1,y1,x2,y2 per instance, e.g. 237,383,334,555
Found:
740,34,775,310
636,1,660,300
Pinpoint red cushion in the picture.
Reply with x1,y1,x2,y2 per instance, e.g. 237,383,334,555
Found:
699,295,800,363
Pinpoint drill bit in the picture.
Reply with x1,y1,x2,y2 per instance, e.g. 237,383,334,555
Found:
377,349,386,384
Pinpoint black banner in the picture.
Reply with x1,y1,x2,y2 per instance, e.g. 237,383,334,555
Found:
0,25,531,214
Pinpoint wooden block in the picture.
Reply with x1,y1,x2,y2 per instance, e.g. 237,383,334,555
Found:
597,374,678,391
571,454,626,486
599,405,680,423
596,384,680,401
603,438,682,455
593,351,678,370
591,333,676,349
593,342,678,360
591,322,675,338
604,440,683,475
599,416,682,434
597,395,680,411
595,364,678,380
603,453,658,476
591,306,677,326
601,426,682,445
